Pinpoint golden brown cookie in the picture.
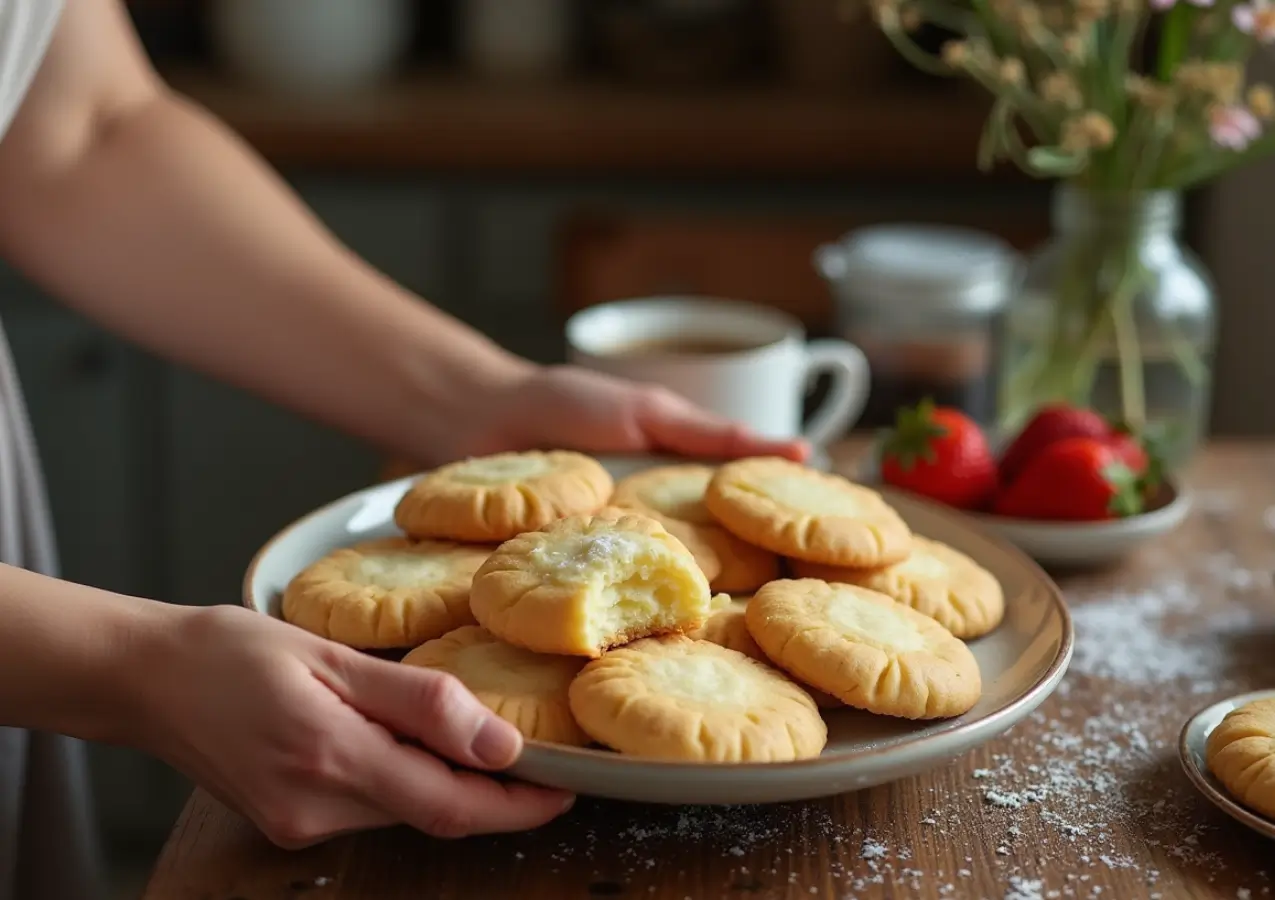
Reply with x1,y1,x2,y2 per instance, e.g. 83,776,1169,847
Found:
401,625,589,746
611,465,779,592
394,450,613,543
687,596,764,661
746,579,981,719
1206,698,1275,820
688,594,841,709
282,537,489,648
790,536,1004,640
704,457,911,568
567,635,827,762
469,513,712,658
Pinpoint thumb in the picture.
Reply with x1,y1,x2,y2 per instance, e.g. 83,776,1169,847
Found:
320,649,523,771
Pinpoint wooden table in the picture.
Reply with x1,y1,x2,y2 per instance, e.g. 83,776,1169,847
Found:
142,442,1275,900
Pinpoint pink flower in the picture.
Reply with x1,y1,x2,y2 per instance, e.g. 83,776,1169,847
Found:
1210,104,1262,149
1150,0,1214,9
1234,0,1275,42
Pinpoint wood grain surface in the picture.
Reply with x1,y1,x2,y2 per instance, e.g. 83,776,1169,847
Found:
142,442,1275,900
162,68,1001,179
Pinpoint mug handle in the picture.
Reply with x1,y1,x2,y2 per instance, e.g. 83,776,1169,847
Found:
800,339,871,448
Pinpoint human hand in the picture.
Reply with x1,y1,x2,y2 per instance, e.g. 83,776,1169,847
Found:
133,604,573,847
450,364,810,463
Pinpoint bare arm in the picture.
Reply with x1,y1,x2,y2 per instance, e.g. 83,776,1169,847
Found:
0,0,531,463
0,562,169,743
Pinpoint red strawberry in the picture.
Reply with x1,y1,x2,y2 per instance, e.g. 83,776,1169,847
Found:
880,400,997,510
1103,430,1148,477
998,404,1111,485
992,436,1143,521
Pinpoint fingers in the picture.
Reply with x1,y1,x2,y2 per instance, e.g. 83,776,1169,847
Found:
317,649,524,771
637,387,809,462
361,736,575,839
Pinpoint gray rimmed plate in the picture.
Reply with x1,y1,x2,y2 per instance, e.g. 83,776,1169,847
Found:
1179,689,1275,840
243,454,1073,805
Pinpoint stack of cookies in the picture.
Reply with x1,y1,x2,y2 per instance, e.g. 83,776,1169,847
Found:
281,450,1005,765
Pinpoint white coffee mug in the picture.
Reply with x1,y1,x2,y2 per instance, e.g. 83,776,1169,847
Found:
565,297,871,449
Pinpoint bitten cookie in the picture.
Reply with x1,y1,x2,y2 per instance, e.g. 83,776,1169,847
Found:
401,625,589,746
568,635,827,762
790,536,1005,640
394,450,613,543
282,537,489,648
469,513,712,657
611,465,780,592
704,457,911,568
746,579,981,719
1206,698,1275,820
688,596,842,710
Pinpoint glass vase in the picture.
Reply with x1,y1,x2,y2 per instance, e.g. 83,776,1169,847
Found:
998,184,1217,467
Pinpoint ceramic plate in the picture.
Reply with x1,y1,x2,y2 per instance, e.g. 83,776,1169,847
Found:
1179,689,1275,841
244,455,1073,805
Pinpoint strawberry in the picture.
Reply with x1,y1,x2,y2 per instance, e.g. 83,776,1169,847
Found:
992,436,1144,521
879,400,997,510
998,403,1112,485
1103,429,1148,477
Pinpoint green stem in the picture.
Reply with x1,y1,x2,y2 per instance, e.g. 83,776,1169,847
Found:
878,25,953,76
1156,4,1196,82
1111,279,1146,427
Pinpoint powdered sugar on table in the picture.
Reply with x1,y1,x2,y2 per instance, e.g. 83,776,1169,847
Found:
500,492,1275,899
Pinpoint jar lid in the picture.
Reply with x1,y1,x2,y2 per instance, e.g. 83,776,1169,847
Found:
816,224,1018,315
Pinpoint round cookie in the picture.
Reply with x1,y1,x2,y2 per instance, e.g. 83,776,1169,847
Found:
568,635,827,762
746,579,981,719
1206,698,1275,820
687,596,764,661
401,625,589,746
282,537,489,649
611,465,780,592
394,450,613,543
469,512,713,658
688,595,842,710
790,536,1004,640
705,457,911,568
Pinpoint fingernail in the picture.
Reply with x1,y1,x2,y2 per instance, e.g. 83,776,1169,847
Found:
471,716,520,768
561,794,576,813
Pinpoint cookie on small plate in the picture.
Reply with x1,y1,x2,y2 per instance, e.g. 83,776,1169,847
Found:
1206,698,1275,820
611,465,779,592
688,595,842,710
401,625,589,746
746,579,981,719
469,512,712,657
568,635,827,762
790,536,1005,640
394,450,613,543
704,457,911,568
282,537,489,648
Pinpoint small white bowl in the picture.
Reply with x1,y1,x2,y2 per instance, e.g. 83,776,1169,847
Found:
852,453,1191,569
963,484,1191,569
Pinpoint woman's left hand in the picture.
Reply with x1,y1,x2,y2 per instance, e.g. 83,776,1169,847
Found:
449,365,809,464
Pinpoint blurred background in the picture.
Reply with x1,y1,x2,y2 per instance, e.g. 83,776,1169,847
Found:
8,0,1269,894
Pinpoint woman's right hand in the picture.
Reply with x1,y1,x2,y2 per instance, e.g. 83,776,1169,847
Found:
132,603,574,847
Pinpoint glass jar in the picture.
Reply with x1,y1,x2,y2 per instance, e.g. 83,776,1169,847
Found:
816,224,1017,429
998,185,1217,466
